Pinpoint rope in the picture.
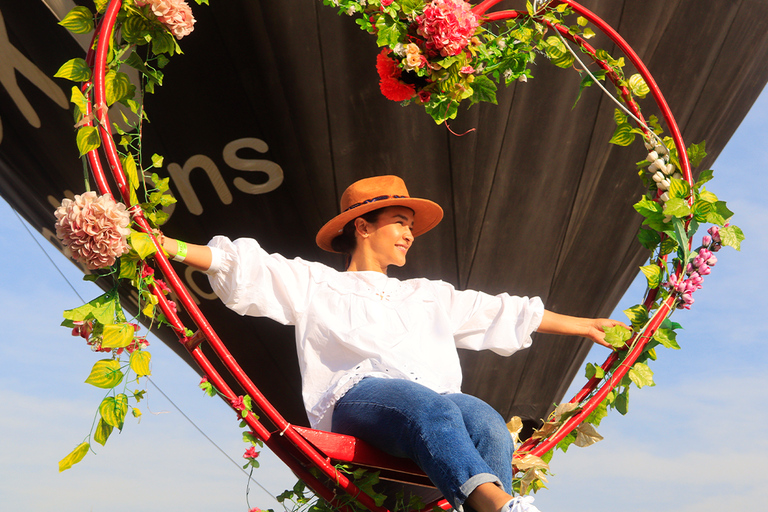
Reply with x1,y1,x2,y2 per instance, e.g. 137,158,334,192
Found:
555,30,665,148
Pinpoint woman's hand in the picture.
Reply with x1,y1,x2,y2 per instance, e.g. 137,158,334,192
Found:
537,311,630,350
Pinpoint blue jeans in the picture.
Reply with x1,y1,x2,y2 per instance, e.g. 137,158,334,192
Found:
331,378,513,511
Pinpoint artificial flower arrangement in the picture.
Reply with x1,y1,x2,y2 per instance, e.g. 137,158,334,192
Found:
325,0,602,124
54,0,209,472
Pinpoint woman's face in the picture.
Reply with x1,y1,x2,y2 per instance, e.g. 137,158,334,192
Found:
362,206,415,269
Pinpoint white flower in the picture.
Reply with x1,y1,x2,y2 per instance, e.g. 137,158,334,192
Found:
646,150,659,162
663,163,675,175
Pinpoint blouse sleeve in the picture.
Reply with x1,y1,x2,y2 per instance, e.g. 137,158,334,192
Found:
431,280,545,356
206,236,317,325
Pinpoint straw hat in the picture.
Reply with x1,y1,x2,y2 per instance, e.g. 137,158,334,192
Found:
316,175,443,253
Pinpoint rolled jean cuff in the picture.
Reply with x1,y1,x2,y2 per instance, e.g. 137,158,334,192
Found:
455,473,502,512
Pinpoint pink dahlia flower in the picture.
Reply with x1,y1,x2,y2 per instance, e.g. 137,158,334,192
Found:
54,192,131,270
417,0,479,57
136,0,196,40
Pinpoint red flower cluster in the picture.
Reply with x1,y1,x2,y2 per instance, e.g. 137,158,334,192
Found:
376,50,416,102
416,0,479,57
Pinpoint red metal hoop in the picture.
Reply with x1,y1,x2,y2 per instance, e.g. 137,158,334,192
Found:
78,0,694,509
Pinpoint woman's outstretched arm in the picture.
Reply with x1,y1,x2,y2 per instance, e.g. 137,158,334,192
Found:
537,310,629,349
158,235,213,272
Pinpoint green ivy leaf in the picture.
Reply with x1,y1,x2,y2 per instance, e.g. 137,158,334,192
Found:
614,389,629,415
663,197,692,218
653,328,681,350
101,323,134,348
639,264,662,288
637,228,661,250
54,58,91,82
93,417,113,446
63,292,116,325
544,36,574,68
59,6,94,34
585,399,608,427
696,169,714,188
375,15,402,48
69,86,88,122
668,178,690,200
628,362,654,388
128,232,157,259
627,74,649,98
609,123,636,146
585,362,605,380
151,154,164,168
687,140,707,168
99,394,128,430
706,201,735,226
59,442,89,472
75,126,101,156
105,70,134,106
633,196,663,217
720,224,744,251
130,350,151,377
603,325,632,348
623,304,648,329
85,360,124,389
469,75,497,106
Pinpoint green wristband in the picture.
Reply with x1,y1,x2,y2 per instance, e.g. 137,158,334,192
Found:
173,240,188,262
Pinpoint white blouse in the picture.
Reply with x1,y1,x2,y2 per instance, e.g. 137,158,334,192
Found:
206,236,545,431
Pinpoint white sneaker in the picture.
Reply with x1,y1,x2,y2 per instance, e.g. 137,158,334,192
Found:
501,496,541,512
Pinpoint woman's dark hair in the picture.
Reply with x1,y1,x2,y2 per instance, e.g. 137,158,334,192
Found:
330,208,384,255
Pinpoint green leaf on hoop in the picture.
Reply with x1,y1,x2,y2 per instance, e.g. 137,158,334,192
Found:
105,70,134,106
663,197,692,218
93,417,113,446
603,325,632,348
151,154,164,168
639,263,662,288
59,6,94,34
614,389,629,415
128,232,157,259
628,362,654,388
720,224,745,251
695,169,715,188
627,74,649,98
69,86,88,122
609,122,635,146
130,350,152,377
101,323,134,348
668,178,690,200
687,141,707,168
469,75,497,107
653,328,681,350
63,292,116,325
375,16,402,48
85,360,124,389
59,442,89,472
75,126,100,156
94,0,109,13
585,362,605,380
623,304,649,329
544,36,574,68
706,201,734,226
637,228,660,250
55,58,91,82
99,394,128,430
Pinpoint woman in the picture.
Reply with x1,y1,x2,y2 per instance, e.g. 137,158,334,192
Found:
160,175,626,512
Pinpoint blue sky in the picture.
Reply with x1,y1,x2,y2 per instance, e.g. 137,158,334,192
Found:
1,89,767,512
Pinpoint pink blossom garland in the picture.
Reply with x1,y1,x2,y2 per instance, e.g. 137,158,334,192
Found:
54,191,132,270
135,0,196,40
664,230,722,310
416,0,479,57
